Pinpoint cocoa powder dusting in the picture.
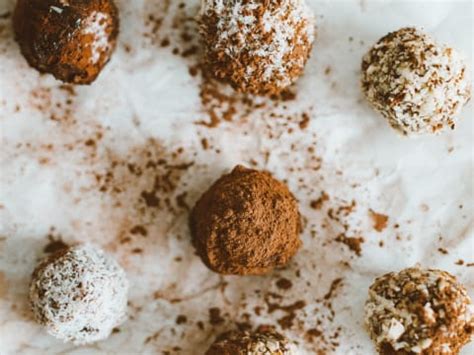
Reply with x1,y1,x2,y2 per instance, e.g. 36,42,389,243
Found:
369,209,389,232
276,278,293,290
42,227,69,254
190,165,301,275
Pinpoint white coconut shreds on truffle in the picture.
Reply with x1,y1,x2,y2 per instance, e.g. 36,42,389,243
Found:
199,0,316,95
361,27,471,136
29,244,129,345
365,267,474,355
206,330,298,354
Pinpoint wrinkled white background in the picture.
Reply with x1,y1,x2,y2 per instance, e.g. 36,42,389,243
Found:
0,0,472,354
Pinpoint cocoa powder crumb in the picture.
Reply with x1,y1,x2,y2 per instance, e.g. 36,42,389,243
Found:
310,192,329,210
208,307,224,326
369,210,389,232
299,113,311,130
176,315,187,325
276,278,293,290
323,278,344,301
336,234,364,256
43,235,69,254
200,138,209,150
130,225,148,237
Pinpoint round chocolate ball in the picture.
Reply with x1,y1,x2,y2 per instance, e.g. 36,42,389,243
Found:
30,244,128,345
199,0,315,96
13,0,119,84
206,330,296,355
365,267,473,354
361,27,471,136
190,165,301,275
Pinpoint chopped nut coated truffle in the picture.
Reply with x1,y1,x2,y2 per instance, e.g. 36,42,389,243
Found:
361,27,471,135
190,165,301,275
30,244,129,345
206,330,297,355
199,0,315,95
13,0,119,84
365,267,473,354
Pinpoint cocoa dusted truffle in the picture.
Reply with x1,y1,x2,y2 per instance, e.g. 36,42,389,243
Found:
190,165,301,275
361,27,471,136
199,0,315,96
206,330,297,355
30,244,129,345
365,267,473,354
13,0,119,84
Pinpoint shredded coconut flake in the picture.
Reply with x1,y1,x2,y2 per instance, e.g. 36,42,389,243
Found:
84,12,111,64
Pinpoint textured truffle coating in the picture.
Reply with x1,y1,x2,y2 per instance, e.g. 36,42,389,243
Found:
365,267,473,354
206,330,297,355
199,0,315,95
13,0,119,84
30,244,129,345
361,27,471,136
190,165,301,275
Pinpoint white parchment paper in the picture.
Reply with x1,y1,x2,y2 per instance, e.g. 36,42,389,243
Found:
0,0,472,354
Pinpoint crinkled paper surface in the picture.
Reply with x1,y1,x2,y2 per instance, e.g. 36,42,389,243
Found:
0,0,472,354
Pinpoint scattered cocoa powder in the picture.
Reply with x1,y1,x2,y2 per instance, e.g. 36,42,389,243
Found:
299,113,311,130
369,210,389,232
323,278,344,301
335,235,364,256
276,278,293,290
438,247,449,255
310,192,329,210
176,315,187,325
43,229,69,254
208,307,224,326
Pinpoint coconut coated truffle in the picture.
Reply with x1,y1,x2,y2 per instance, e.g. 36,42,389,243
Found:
13,0,119,84
30,244,129,345
361,27,471,135
199,0,315,96
365,267,473,354
190,165,301,275
206,330,297,355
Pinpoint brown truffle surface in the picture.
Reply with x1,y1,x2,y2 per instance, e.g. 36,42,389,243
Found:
190,165,301,276
365,267,473,355
199,0,315,96
206,330,296,355
13,0,119,84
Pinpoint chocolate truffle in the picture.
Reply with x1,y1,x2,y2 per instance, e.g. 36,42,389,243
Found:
206,330,297,355
190,165,301,275
30,244,129,345
199,0,315,96
13,0,119,84
361,27,471,135
365,267,473,354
